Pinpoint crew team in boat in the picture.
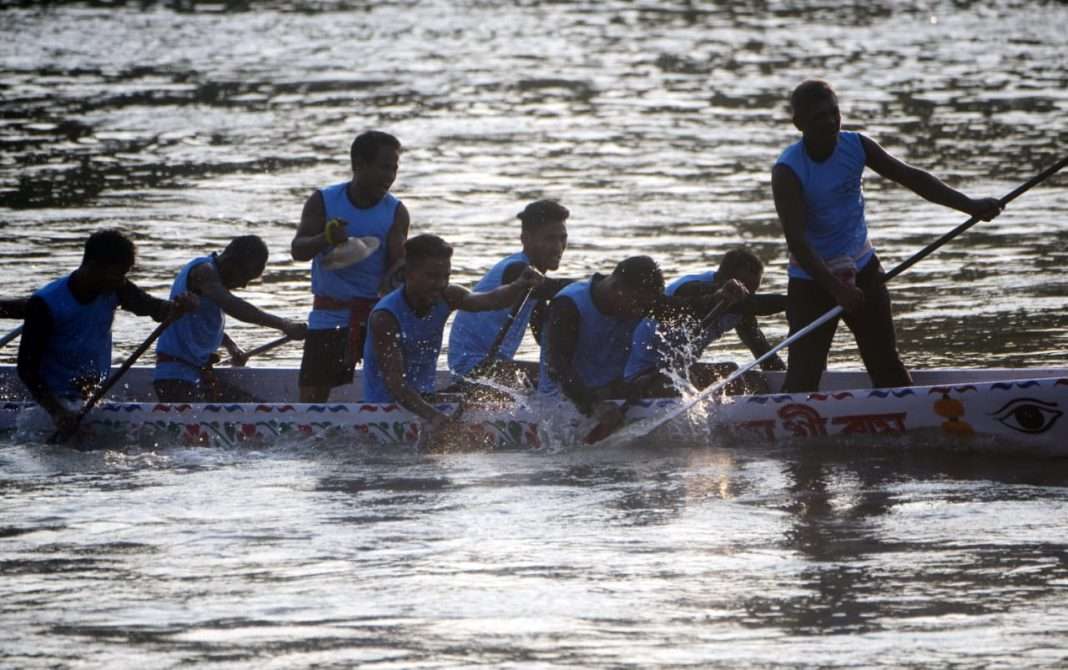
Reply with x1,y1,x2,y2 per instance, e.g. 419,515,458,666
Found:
6,78,1019,438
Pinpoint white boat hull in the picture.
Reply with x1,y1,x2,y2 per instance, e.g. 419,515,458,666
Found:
2,366,1066,454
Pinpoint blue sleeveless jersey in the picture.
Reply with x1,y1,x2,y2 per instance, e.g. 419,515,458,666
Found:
34,275,118,399
624,271,741,379
361,287,452,403
309,182,399,330
155,255,224,383
447,251,534,376
537,278,642,396
776,131,874,279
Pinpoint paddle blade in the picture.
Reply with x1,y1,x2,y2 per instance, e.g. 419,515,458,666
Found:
582,420,617,445
582,408,628,444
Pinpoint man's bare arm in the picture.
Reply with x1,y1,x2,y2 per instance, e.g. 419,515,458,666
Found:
378,202,410,295
189,264,304,339
735,316,786,371
860,135,1001,219
291,190,337,262
454,267,543,312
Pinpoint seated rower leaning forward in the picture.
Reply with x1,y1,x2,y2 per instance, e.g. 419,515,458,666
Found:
623,248,788,397
363,234,543,432
447,199,572,388
540,256,710,429
771,79,1002,393
153,235,308,403
291,130,410,403
17,229,197,436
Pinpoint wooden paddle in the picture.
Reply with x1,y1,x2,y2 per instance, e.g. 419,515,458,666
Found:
583,299,727,444
0,325,22,349
612,154,1068,444
226,334,293,366
49,317,175,445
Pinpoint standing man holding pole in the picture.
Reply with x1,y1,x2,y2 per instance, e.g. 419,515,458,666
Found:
771,80,1002,393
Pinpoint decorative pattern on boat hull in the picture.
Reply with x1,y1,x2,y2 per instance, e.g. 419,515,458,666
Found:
2,376,1065,453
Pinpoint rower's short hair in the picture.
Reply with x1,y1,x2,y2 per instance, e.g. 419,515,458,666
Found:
612,255,664,293
789,79,837,120
405,234,453,266
517,199,570,232
83,229,135,268
350,130,402,170
718,247,763,278
224,235,269,276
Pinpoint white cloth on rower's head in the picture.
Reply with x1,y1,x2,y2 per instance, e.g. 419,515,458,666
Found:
322,236,381,271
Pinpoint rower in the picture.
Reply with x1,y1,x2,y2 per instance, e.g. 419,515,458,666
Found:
153,235,308,403
772,80,1002,392
291,130,410,403
17,229,197,435
623,248,787,396
447,199,572,387
363,234,543,432
538,255,677,429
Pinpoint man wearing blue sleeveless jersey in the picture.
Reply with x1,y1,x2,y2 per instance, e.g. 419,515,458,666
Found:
17,230,197,435
772,80,1002,393
364,235,543,433
154,235,308,402
539,255,721,429
447,199,572,387
623,248,787,396
291,130,410,403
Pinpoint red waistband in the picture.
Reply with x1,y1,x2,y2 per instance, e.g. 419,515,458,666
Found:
157,351,214,375
313,295,378,311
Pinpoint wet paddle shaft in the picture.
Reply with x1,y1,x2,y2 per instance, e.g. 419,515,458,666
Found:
479,286,535,369
0,325,21,349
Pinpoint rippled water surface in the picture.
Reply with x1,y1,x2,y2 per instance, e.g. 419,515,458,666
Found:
2,1,1068,667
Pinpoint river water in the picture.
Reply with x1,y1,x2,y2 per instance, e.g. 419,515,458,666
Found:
2,1,1068,667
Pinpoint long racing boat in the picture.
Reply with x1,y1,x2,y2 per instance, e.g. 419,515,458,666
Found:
1,364,1066,455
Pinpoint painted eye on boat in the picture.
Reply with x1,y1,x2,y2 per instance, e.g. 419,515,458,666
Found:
989,398,1063,434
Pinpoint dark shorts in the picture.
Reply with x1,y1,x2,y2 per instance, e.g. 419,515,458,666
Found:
782,255,911,393
298,326,362,389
